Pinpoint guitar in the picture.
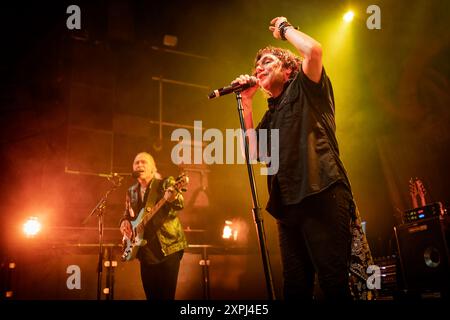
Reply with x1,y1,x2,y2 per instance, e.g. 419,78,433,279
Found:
121,173,189,261
408,177,427,209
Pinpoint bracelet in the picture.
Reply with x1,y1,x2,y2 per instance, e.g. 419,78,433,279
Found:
278,20,298,41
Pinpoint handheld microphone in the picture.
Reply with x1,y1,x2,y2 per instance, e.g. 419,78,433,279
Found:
208,77,258,99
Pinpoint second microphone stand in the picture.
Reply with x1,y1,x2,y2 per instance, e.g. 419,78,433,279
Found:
82,175,123,300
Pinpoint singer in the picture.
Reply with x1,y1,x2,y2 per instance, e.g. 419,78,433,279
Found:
233,17,373,300
119,152,187,300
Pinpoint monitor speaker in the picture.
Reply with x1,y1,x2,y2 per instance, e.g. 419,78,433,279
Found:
394,217,450,295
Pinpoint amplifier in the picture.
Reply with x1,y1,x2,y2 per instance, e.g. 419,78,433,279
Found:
394,216,450,296
403,202,445,224
373,255,399,300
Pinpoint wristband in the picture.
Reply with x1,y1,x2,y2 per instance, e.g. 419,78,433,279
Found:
278,20,298,40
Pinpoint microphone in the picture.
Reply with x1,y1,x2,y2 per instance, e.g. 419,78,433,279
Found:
208,77,258,99
132,170,144,178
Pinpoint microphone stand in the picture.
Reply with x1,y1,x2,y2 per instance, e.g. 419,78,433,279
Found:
82,175,123,300
234,91,276,300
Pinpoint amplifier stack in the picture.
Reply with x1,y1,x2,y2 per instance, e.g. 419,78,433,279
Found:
394,204,450,298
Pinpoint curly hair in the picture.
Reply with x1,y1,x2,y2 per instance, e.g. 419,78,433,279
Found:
253,46,302,79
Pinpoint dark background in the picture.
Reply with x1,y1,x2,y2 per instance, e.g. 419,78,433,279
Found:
0,0,449,299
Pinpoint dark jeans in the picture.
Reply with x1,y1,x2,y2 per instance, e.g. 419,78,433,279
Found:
140,250,183,300
277,182,354,301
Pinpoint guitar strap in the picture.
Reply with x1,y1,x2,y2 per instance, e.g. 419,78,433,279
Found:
143,178,161,216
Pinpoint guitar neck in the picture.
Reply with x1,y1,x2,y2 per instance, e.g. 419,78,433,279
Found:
419,194,426,207
415,180,427,207
134,176,186,232
138,197,167,230
411,194,418,209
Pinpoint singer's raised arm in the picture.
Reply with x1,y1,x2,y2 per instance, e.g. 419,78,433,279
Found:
269,16,323,84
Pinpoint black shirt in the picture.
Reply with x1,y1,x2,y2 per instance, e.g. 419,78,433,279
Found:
256,66,351,218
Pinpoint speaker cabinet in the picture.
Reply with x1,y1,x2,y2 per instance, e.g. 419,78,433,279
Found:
394,217,450,295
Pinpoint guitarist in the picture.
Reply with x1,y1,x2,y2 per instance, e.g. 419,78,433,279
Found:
119,152,188,300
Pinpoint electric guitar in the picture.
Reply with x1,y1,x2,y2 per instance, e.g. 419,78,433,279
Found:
121,173,189,261
409,177,427,209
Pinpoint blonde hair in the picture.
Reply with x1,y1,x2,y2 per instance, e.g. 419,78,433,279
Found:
135,152,158,174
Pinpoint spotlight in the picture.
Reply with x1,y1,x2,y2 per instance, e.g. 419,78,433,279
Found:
163,34,178,47
343,11,354,23
221,218,249,245
222,220,237,241
23,217,41,237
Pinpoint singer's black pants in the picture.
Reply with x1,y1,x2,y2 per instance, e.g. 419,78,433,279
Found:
140,250,183,300
277,182,354,301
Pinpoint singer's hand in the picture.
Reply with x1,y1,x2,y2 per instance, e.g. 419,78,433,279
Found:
269,16,288,40
231,74,259,102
